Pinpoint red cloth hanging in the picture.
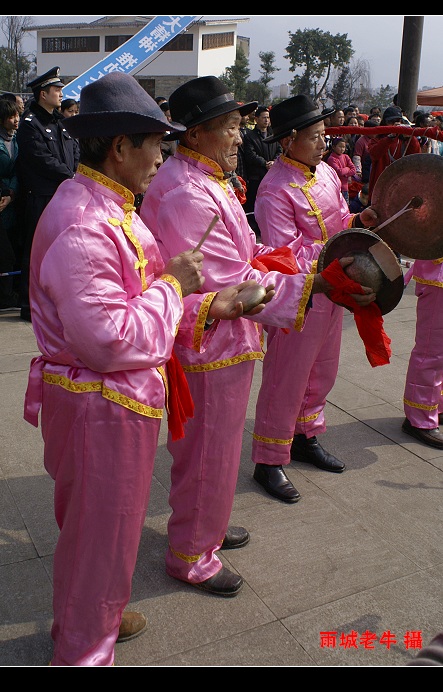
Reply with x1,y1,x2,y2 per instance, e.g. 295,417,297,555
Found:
320,259,391,367
251,246,299,274
252,246,300,334
165,348,195,441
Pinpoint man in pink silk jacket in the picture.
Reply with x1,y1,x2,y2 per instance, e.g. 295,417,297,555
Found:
251,94,380,502
141,77,376,599
22,73,273,667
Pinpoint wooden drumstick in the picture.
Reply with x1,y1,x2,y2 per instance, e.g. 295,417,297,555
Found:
375,196,422,233
194,214,220,251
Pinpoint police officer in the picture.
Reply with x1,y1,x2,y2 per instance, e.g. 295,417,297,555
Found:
16,67,79,321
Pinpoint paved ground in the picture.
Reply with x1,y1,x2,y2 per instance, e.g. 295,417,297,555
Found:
1,272,442,667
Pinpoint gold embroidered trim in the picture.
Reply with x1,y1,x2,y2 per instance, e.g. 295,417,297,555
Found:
208,174,230,196
43,372,102,392
252,433,293,445
281,156,314,179
403,398,439,412
78,166,149,291
433,257,443,264
169,545,204,564
177,144,224,176
413,276,443,288
297,411,321,423
77,164,134,204
157,365,168,410
194,293,217,351
182,350,264,373
108,203,149,292
160,274,183,301
289,175,329,242
177,144,233,199
294,274,315,331
42,372,163,419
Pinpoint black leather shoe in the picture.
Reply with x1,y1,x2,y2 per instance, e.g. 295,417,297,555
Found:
193,566,243,597
291,434,345,472
402,418,443,449
20,307,31,322
221,526,250,550
253,463,301,503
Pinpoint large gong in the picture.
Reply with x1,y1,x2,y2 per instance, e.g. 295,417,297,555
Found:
370,153,443,260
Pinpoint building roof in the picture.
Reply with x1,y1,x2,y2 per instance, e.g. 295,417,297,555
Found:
30,16,250,31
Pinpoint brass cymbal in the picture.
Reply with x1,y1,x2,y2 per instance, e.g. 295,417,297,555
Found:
370,153,443,260
317,229,404,315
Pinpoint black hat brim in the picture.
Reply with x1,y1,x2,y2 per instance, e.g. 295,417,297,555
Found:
63,112,186,139
264,106,335,143
317,229,404,315
163,99,258,141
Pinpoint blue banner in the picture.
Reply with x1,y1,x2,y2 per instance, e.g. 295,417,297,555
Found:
62,15,197,100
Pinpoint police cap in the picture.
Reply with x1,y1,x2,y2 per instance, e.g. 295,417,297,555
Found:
27,66,64,94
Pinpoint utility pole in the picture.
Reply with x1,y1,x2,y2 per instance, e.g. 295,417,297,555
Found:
397,16,424,121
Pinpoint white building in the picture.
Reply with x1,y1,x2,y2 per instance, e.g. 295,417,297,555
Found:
30,15,251,100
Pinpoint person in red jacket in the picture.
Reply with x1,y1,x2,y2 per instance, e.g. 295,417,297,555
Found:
325,136,356,205
367,106,420,201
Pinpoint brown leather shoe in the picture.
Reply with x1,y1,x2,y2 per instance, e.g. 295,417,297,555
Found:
116,611,147,643
192,566,243,597
220,526,250,550
253,463,301,503
402,418,443,449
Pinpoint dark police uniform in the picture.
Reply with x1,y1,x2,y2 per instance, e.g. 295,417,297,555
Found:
16,67,79,320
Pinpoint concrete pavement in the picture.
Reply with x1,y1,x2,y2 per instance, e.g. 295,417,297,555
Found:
1,273,442,666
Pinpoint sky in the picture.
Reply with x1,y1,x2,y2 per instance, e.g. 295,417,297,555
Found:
9,15,443,91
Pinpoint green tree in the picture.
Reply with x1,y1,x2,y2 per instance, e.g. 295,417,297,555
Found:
0,15,35,92
258,51,280,104
0,46,16,90
284,28,354,101
370,85,397,112
244,80,269,105
327,67,351,109
219,46,250,101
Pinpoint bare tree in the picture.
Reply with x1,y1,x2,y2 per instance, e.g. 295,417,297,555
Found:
0,15,35,92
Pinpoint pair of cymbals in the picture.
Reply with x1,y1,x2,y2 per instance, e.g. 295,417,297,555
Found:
317,229,404,315
318,153,443,314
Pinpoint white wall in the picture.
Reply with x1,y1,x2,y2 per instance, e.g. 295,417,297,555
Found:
35,22,240,81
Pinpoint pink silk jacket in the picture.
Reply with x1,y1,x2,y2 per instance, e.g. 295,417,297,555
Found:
24,164,215,426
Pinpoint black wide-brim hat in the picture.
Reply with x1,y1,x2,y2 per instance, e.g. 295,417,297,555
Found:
63,72,186,139
264,94,335,144
163,76,258,141
317,229,404,315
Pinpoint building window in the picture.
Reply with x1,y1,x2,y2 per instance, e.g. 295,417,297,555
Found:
202,32,234,50
42,36,100,53
159,33,193,51
105,35,132,52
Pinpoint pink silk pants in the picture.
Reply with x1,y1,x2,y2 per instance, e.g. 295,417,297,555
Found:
404,282,443,428
165,360,255,583
252,295,343,466
41,383,160,666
